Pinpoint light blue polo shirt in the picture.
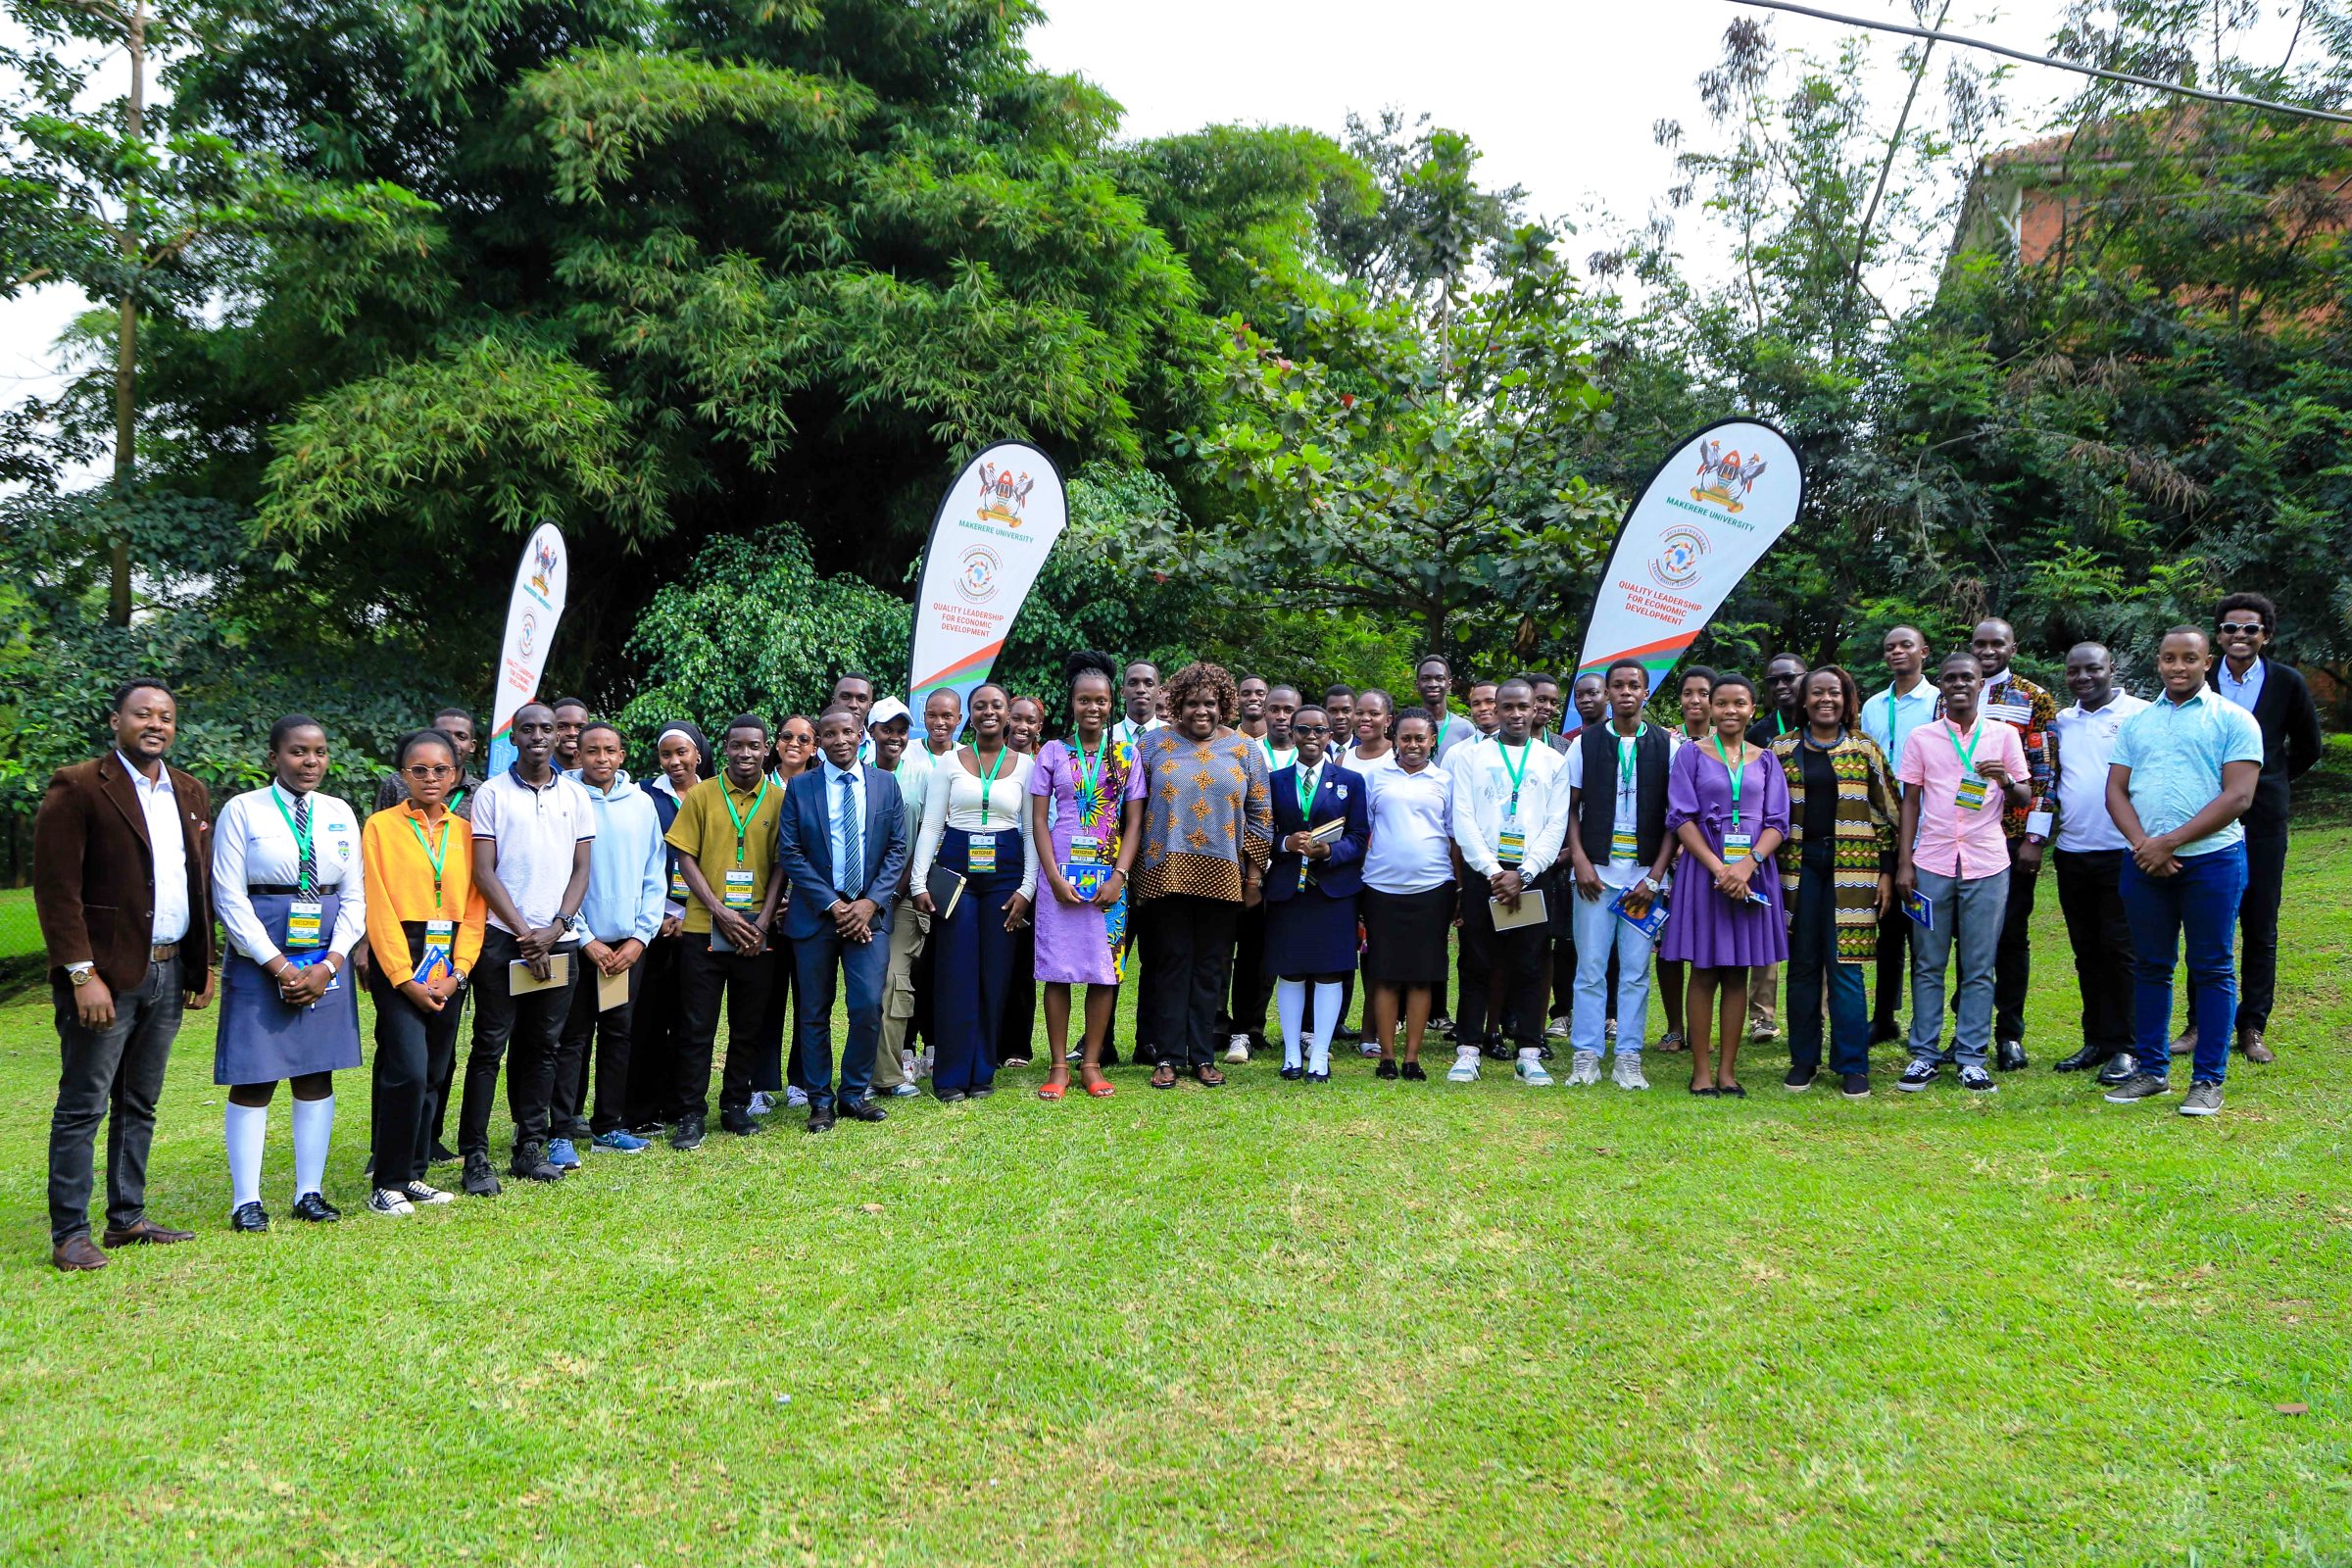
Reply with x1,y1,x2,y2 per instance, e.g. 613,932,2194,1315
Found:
2111,688,2265,857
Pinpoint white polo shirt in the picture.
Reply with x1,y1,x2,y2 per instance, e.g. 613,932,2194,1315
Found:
2050,692,2150,853
470,766,598,933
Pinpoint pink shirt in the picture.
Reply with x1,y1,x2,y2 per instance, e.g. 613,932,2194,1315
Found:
1897,716,2028,880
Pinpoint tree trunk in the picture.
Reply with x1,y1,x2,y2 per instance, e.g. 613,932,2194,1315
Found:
108,0,146,628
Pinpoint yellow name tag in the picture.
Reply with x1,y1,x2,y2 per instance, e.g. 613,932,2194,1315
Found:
968,838,999,874
1069,835,1104,866
1496,828,1525,863
284,900,324,950
1611,829,1639,860
668,868,688,903
722,867,758,910
418,919,456,980
1954,776,1990,811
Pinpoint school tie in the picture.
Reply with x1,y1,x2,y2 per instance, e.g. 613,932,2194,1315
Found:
835,773,861,903
294,793,316,895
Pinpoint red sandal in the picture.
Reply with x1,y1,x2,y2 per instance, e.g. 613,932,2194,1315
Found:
1036,1079,1068,1102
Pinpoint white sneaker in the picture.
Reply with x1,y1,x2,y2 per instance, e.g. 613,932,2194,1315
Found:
783,1086,809,1109
1446,1047,1482,1083
366,1188,414,1216
1516,1052,1554,1087
1567,1048,1603,1087
1225,1034,1250,1063
1544,1017,1570,1040
400,1181,456,1206
1613,1054,1650,1091
748,1090,774,1115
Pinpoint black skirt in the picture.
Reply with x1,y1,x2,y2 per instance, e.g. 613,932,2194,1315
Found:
1361,883,1455,985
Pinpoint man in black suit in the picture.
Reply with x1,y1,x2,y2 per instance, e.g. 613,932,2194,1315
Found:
2183,592,2325,1063
774,706,909,1132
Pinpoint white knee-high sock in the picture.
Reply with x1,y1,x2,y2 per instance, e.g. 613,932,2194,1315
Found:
290,1094,334,1199
1308,982,1342,1074
225,1102,267,1208
1276,979,1306,1070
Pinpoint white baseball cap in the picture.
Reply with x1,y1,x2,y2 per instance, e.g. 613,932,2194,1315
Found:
867,696,911,729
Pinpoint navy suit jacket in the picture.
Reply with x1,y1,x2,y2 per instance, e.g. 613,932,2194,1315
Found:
774,763,907,942
1265,760,1370,902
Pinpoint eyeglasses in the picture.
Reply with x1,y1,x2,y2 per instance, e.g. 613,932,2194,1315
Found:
1292,725,1330,737
404,763,456,779
2218,621,2265,636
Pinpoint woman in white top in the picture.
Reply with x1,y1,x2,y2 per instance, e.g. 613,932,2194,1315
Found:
211,715,367,1232
1343,688,1397,772
1359,710,1455,1079
911,683,1039,1100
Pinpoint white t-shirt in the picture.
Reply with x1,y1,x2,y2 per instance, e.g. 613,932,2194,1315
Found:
470,768,598,933
1564,726,1684,886
2051,692,2150,854
1363,762,1454,894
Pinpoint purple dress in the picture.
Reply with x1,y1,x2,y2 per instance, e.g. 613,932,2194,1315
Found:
1027,737,1147,985
1659,741,1791,968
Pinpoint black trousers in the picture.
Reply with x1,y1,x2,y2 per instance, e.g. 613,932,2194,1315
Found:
1455,892,1548,1051
2234,826,2287,1035
1220,898,1273,1042
999,922,1038,1064
626,932,683,1124
1993,835,2040,1044
674,932,777,1121
1143,895,1240,1068
555,959,639,1136
2053,849,2135,1056
368,962,466,1185
748,937,804,1094
458,929,579,1155
1871,902,1913,1031
1102,896,1153,1062
47,956,183,1244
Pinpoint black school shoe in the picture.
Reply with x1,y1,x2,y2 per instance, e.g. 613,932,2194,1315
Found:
291,1193,340,1224
228,1200,270,1233
1376,1059,1399,1081
1839,1073,1871,1099
1399,1061,1428,1082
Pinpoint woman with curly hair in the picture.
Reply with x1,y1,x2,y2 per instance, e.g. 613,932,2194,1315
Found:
1028,652,1148,1099
1132,662,1274,1089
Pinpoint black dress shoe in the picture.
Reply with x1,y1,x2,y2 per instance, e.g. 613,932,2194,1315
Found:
1279,1065,1303,1081
936,1089,968,1103
968,1084,997,1100
1376,1059,1399,1080
719,1110,762,1137
1399,1061,1428,1081
291,1192,340,1224
2095,1053,2138,1087
229,1200,270,1234
2052,1045,2105,1073
510,1143,564,1182
1995,1040,2029,1072
806,1107,838,1134
668,1114,706,1152
838,1097,888,1123
1868,1019,1902,1046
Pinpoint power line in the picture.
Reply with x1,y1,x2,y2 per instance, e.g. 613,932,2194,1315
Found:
1727,0,2352,125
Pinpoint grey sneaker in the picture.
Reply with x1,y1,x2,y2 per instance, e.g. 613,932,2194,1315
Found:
2178,1081,2225,1117
2104,1073,2172,1104
1567,1048,1602,1086
1612,1054,1649,1091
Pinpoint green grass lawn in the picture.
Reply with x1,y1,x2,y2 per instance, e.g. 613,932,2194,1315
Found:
2,832,2349,1565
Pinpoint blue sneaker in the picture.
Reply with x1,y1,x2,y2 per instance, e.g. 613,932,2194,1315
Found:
545,1137,581,1169
889,1082,921,1098
592,1129,650,1153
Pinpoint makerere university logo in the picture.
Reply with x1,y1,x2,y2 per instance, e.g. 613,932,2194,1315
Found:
956,545,1002,603
1689,439,1767,514
975,462,1035,526
1650,526,1708,588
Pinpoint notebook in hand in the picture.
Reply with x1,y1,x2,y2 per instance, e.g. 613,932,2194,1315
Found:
1610,884,1669,939
597,966,629,1011
926,863,967,922
1489,889,1548,930
507,953,572,994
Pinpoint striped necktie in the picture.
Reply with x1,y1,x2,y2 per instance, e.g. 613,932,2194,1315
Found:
294,793,316,894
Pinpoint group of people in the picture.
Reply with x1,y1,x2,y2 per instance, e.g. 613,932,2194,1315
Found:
32,592,2324,1268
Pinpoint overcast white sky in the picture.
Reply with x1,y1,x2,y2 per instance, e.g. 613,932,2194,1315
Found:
0,0,2115,463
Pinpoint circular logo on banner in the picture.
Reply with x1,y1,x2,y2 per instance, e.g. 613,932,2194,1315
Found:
516,611,539,657
1649,527,1708,588
956,546,1002,603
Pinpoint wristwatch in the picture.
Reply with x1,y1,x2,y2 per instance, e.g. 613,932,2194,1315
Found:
1639,875,1663,894
69,962,94,987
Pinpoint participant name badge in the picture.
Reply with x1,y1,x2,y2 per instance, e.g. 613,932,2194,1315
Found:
1068,835,1104,866
1954,776,1990,811
419,919,457,980
723,867,759,911
1496,828,1525,864
1611,829,1640,860
968,838,999,874
668,867,689,904
284,899,324,950
1723,831,1752,862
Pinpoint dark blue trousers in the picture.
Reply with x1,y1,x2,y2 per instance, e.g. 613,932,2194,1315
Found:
932,826,1025,1096
794,921,889,1108
2121,844,2246,1085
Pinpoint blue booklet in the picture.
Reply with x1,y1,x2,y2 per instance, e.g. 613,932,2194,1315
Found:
1902,889,1935,931
1610,885,1669,939
1062,863,1111,901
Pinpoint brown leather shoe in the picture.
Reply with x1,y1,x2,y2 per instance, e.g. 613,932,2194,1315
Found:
2169,1027,2196,1058
52,1235,110,1271
101,1217,195,1248
2239,1028,2275,1065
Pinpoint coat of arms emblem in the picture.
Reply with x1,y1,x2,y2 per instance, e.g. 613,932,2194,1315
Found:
976,462,1035,526
1690,439,1767,514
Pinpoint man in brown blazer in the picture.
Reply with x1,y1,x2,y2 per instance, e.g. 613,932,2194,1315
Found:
35,678,217,1270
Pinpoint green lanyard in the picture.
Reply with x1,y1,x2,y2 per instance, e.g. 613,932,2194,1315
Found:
974,745,1007,827
1713,733,1747,832
1944,718,1984,774
721,776,769,864
1617,724,1645,792
1774,710,1790,737
406,808,450,910
1495,740,1531,816
269,784,316,897
448,784,467,813
1071,734,1103,809
1295,762,1319,821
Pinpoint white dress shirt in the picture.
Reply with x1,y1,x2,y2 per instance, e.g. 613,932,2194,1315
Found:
119,751,190,945
1564,724,1684,887
1450,735,1570,880
2050,692,2150,853
1362,761,1454,894
211,784,367,965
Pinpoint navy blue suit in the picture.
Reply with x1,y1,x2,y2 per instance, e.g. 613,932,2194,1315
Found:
774,762,908,1107
1264,761,1370,979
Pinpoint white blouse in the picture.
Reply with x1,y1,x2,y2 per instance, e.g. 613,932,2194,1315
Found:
211,785,368,965
911,749,1040,900
1362,762,1455,894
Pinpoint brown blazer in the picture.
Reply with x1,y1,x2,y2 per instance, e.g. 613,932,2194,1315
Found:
33,752,215,992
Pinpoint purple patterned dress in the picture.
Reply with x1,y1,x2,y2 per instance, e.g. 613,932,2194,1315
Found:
1028,737,1146,985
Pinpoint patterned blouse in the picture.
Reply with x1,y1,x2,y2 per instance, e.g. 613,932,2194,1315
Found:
1133,727,1273,904
1770,728,1898,962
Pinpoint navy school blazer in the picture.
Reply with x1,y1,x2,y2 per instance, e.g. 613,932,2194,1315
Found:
1264,760,1371,902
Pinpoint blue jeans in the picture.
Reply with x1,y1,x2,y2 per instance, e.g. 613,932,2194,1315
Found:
1569,878,1653,1055
2120,844,2246,1085
1906,866,2007,1068
1786,865,1869,1076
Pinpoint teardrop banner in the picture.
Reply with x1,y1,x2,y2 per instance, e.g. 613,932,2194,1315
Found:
484,521,569,778
1565,418,1806,736
906,441,1069,723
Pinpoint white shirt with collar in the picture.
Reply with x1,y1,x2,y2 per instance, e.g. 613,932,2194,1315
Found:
2217,656,2266,713
118,751,190,945
470,765,598,934
211,783,367,965
820,757,869,900
1450,734,1571,881
2051,691,2150,854
1861,679,1938,773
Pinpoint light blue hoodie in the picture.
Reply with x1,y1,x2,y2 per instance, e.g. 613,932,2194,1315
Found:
577,770,666,945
